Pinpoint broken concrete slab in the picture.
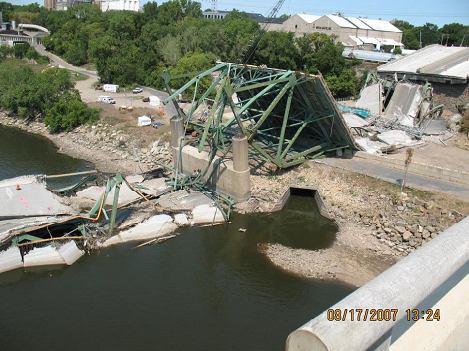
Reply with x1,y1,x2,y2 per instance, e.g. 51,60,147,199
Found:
57,241,84,265
23,246,66,268
139,178,172,197
191,205,225,225
174,213,189,226
378,130,414,146
355,137,388,155
100,214,177,247
422,119,447,135
125,175,145,184
157,190,213,211
384,83,423,127
75,183,141,207
0,216,62,243
74,177,170,208
343,113,369,129
0,246,23,274
356,83,382,115
0,176,73,220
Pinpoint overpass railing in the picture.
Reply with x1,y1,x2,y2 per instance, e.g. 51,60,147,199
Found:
286,216,469,351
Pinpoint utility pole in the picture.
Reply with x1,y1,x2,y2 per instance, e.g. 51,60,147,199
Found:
419,30,422,49
460,34,465,47
401,148,414,193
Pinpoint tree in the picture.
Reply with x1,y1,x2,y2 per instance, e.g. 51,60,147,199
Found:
419,23,440,46
44,91,99,132
251,31,300,69
440,23,469,46
13,43,29,59
325,69,358,98
166,51,217,95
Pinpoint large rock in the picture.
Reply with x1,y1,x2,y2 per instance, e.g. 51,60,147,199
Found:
402,231,412,241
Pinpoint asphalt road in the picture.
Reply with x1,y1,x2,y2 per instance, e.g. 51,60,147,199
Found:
36,46,177,116
317,157,469,202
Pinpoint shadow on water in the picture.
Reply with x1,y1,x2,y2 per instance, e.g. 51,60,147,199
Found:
0,126,354,351
0,125,91,183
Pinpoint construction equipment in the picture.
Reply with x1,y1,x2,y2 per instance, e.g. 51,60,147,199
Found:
240,0,286,63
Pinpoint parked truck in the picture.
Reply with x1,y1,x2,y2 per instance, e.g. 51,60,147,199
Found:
103,84,119,93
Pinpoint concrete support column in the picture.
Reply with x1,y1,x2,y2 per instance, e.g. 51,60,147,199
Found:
232,134,249,172
170,116,184,172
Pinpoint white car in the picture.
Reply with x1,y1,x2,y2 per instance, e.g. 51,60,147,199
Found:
132,87,143,94
98,96,116,104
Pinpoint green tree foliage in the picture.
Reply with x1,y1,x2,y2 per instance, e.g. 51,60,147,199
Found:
0,61,97,130
325,69,358,98
393,20,469,49
440,23,469,46
44,91,99,132
8,1,371,97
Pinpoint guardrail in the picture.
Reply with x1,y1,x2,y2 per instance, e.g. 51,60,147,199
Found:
286,216,469,351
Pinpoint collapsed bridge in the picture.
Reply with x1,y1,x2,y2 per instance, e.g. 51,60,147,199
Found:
164,63,357,169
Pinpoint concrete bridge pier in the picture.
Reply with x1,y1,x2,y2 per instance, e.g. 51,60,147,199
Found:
170,116,184,173
170,118,251,202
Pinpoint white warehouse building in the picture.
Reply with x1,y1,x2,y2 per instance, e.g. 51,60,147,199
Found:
100,0,140,12
267,13,403,51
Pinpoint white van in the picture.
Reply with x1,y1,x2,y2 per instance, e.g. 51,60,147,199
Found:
103,84,119,93
98,96,116,104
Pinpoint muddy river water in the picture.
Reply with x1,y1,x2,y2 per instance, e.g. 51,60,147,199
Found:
0,125,354,350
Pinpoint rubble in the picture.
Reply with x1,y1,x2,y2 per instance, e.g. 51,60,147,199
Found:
0,170,228,275
350,76,447,154
100,214,177,247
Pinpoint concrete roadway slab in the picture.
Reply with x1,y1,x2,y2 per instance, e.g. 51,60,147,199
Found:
315,157,469,202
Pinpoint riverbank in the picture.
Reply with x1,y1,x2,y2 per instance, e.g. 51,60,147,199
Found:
0,112,172,175
2,112,468,287
245,162,469,286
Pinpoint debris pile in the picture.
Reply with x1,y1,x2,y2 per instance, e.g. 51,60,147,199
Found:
343,74,450,154
0,171,227,275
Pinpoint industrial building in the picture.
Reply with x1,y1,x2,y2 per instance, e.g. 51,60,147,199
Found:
268,13,403,51
100,0,140,12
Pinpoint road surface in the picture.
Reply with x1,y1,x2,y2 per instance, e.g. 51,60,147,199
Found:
317,157,469,202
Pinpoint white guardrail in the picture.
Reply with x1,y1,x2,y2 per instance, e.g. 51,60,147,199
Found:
286,216,469,351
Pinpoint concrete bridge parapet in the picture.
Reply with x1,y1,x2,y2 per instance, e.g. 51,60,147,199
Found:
286,216,469,351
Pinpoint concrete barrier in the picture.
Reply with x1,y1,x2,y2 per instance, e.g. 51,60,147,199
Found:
286,216,469,351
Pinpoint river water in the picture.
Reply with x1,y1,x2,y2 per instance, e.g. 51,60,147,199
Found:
0,125,354,350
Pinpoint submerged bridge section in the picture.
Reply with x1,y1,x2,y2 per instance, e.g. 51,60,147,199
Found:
286,216,469,351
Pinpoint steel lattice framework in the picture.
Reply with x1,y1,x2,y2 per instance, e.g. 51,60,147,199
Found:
164,63,357,169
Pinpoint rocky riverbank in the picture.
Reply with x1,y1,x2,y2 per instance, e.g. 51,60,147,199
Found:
240,162,469,286
0,112,172,175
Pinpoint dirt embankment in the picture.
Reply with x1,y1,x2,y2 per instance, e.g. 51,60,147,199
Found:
238,163,469,287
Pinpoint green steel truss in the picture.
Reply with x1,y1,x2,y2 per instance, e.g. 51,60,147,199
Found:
164,63,357,169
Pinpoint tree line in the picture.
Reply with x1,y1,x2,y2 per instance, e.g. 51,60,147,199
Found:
393,20,468,49
1,1,360,97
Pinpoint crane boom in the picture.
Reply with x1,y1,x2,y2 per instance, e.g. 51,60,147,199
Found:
241,0,286,63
